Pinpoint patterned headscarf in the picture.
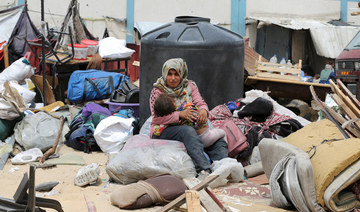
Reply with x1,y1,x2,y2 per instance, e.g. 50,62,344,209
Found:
153,58,193,106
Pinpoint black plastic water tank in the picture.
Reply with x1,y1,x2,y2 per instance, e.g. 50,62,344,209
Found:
139,16,244,125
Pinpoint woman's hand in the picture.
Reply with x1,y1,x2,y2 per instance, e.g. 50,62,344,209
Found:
197,109,208,124
179,108,197,122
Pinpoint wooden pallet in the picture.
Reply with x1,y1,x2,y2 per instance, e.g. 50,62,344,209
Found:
255,55,302,81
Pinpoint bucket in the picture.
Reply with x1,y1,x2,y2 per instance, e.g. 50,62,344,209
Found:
68,44,88,60
81,39,99,57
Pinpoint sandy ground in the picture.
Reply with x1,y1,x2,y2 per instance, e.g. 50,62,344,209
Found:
0,144,160,212
0,144,294,212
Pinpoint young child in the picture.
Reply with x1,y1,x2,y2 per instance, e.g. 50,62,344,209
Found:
153,93,226,147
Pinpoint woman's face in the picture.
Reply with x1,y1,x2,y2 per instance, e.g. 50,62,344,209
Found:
166,69,181,89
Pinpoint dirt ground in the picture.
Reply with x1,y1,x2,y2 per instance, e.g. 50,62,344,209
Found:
0,144,294,212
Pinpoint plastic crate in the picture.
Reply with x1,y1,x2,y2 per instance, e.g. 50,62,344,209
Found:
106,102,140,117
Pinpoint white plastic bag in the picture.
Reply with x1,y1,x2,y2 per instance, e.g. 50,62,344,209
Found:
139,116,152,136
0,82,36,104
94,116,134,154
209,157,244,188
10,148,43,165
0,57,34,83
0,81,27,120
98,37,135,58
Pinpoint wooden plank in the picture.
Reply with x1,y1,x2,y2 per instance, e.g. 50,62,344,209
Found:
320,99,360,137
158,175,219,212
246,76,331,87
330,93,360,128
185,190,201,212
324,105,360,138
310,85,350,139
257,64,301,74
132,60,140,67
336,79,360,110
183,178,224,212
255,72,300,81
244,44,267,76
255,55,302,81
204,187,227,211
3,44,9,68
330,80,360,118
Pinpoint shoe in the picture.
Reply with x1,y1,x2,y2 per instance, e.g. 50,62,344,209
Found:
74,163,100,186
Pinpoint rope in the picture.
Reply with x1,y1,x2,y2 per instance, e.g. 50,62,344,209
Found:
306,139,342,159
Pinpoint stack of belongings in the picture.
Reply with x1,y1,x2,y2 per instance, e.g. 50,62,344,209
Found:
259,119,360,212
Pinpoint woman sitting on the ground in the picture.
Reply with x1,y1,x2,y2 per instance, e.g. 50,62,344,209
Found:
149,58,228,174
153,93,226,148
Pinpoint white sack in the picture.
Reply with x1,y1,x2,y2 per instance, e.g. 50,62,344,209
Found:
105,134,196,184
14,112,63,151
98,37,135,59
0,82,35,104
0,81,26,120
0,57,34,83
94,116,134,154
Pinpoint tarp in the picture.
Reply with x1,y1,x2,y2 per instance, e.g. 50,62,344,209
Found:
104,16,127,40
55,0,96,51
248,16,360,59
0,5,40,64
0,5,23,49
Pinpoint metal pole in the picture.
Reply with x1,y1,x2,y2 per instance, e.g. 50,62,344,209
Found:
41,0,47,105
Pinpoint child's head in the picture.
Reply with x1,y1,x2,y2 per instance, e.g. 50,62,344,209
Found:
154,93,176,117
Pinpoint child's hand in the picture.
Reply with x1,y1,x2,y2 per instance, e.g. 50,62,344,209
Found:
197,109,208,124
179,108,197,122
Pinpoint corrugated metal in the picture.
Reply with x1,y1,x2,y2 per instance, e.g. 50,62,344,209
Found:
248,16,360,58
310,26,360,58
134,21,165,37
248,16,332,30
244,39,268,76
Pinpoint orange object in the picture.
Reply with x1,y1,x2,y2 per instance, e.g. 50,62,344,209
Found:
68,44,88,60
81,39,99,57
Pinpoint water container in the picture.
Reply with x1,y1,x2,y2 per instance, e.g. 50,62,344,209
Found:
287,59,292,65
269,54,278,64
280,57,286,65
139,16,244,125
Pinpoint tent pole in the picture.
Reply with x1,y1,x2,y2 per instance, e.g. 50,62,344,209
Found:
41,0,47,106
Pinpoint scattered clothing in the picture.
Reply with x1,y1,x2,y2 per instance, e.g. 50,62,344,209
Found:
237,97,273,122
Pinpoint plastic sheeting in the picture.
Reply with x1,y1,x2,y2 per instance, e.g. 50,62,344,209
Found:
0,5,22,49
14,112,65,152
249,16,360,59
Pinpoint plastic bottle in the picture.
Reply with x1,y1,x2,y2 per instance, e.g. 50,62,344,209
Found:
280,57,286,65
287,59,292,66
269,54,278,64
279,57,286,75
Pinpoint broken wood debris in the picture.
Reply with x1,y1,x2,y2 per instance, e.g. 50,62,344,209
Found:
310,79,360,138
